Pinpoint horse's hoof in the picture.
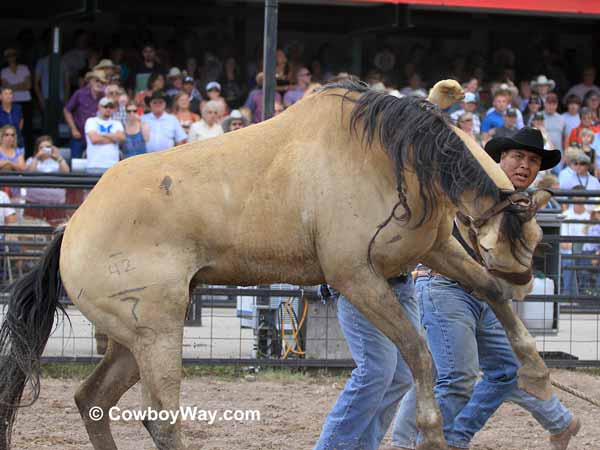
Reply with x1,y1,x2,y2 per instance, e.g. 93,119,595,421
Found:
518,368,552,400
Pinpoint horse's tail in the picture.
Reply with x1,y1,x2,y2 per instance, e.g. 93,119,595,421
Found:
0,229,66,449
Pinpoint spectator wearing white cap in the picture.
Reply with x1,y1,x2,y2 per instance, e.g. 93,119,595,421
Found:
221,109,249,133
84,96,125,173
188,100,223,142
166,67,183,100
449,92,480,134
182,76,201,114
200,81,228,122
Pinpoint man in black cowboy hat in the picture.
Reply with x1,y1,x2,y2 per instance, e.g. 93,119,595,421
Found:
141,90,186,152
391,128,579,450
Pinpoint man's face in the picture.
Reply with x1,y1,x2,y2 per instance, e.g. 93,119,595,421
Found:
0,89,13,103
567,102,579,115
464,102,477,112
99,103,114,119
150,99,166,116
504,115,517,128
90,78,106,94
499,149,542,189
182,82,193,95
537,84,550,96
572,160,589,175
584,68,596,85
493,94,508,113
230,119,244,131
142,46,156,63
296,68,312,88
545,99,558,113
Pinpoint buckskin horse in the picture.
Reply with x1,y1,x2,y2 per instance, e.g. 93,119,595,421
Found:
0,80,552,450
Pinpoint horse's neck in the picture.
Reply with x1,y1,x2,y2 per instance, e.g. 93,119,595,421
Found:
451,126,513,191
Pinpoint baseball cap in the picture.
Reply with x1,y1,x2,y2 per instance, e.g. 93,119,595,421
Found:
206,81,221,92
168,67,182,78
464,92,477,103
183,76,194,84
99,97,114,107
532,111,545,121
505,108,517,117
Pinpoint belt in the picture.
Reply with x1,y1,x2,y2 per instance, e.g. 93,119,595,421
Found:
412,269,440,279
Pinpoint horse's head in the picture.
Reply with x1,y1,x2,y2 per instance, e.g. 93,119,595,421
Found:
456,189,552,290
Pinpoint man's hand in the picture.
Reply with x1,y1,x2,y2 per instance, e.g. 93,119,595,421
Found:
71,128,82,139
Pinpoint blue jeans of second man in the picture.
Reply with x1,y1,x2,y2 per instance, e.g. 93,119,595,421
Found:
391,275,572,449
314,277,419,450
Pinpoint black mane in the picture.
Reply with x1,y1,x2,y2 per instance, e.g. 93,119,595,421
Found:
320,79,527,267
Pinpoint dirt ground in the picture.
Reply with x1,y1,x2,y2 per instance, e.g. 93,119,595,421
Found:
11,369,600,450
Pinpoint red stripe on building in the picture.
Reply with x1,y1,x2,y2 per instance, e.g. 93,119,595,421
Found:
349,0,600,15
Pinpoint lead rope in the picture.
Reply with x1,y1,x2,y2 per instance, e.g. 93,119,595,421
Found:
551,378,600,408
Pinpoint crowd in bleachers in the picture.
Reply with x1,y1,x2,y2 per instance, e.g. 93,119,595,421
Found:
0,30,599,291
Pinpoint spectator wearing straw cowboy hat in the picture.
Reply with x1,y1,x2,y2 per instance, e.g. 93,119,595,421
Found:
93,59,119,83
392,128,579,450
221,109,248,133
63,70,107,159
531,74,555,103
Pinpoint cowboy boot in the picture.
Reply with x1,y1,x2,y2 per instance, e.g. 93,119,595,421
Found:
549,416,581,450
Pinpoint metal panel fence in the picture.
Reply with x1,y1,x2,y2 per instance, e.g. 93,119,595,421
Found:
0,172,598,369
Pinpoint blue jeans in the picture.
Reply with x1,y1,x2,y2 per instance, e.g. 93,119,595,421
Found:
314,277,419,450
70,137,86,159
392,275,572,449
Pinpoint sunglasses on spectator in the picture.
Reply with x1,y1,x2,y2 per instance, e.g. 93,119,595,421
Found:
101,104,115,109
106,90,119,95
573,161,589,165
3,133,15,136
126,108,137,113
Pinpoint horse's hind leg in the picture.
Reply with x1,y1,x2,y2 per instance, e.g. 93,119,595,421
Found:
74,339,140,450
133,319,188,450
336,272,446,450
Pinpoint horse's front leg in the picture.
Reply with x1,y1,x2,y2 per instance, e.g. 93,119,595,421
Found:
336,270,447,450
422,237,552,401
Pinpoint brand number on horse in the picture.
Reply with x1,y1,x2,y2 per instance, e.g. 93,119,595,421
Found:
108,259,136,276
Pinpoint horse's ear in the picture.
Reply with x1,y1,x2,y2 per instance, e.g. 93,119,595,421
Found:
532,189,553,210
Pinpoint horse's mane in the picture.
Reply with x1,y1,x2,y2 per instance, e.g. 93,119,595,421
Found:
319,79,528,267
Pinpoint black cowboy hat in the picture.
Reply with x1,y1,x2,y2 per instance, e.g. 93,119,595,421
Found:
144,90,170,107
484,127,561,171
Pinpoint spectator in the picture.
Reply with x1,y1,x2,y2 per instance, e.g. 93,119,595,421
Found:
562,95,582,146
122,100,149,159
517,79,532,112
449,92,480,134
62,30,90,90
523,93,543,126
0,189,16,226
181,76,201,114
400,73,424,97
34,46,70,113
488,83,524,128
493,107,519,138
105,83,125,123
0,125,25,171
530,74,555,102
200,81,228,122
480,90,509,141
63,70,107,159
583,90,600,122
134,72,165,111
1,47,32,152
275,48,291,93
579,128,597,176
173,92,200,137
456,112,480,144
84,97,125,173
93,59,118,84
141,91,186,152
110,47,129,85
242,72,282,124
188,100,223,142
560,184,590,295
129,43,165,95
0,87,24,151
542,92,565,152
166,67,183,100
563,65,600,105
283,66,312,108
559,147,600,191
582,206,600,289
221,109,248,133
568,107,600,146
531,111,554,149
24,135,70,226
220,56,246,110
